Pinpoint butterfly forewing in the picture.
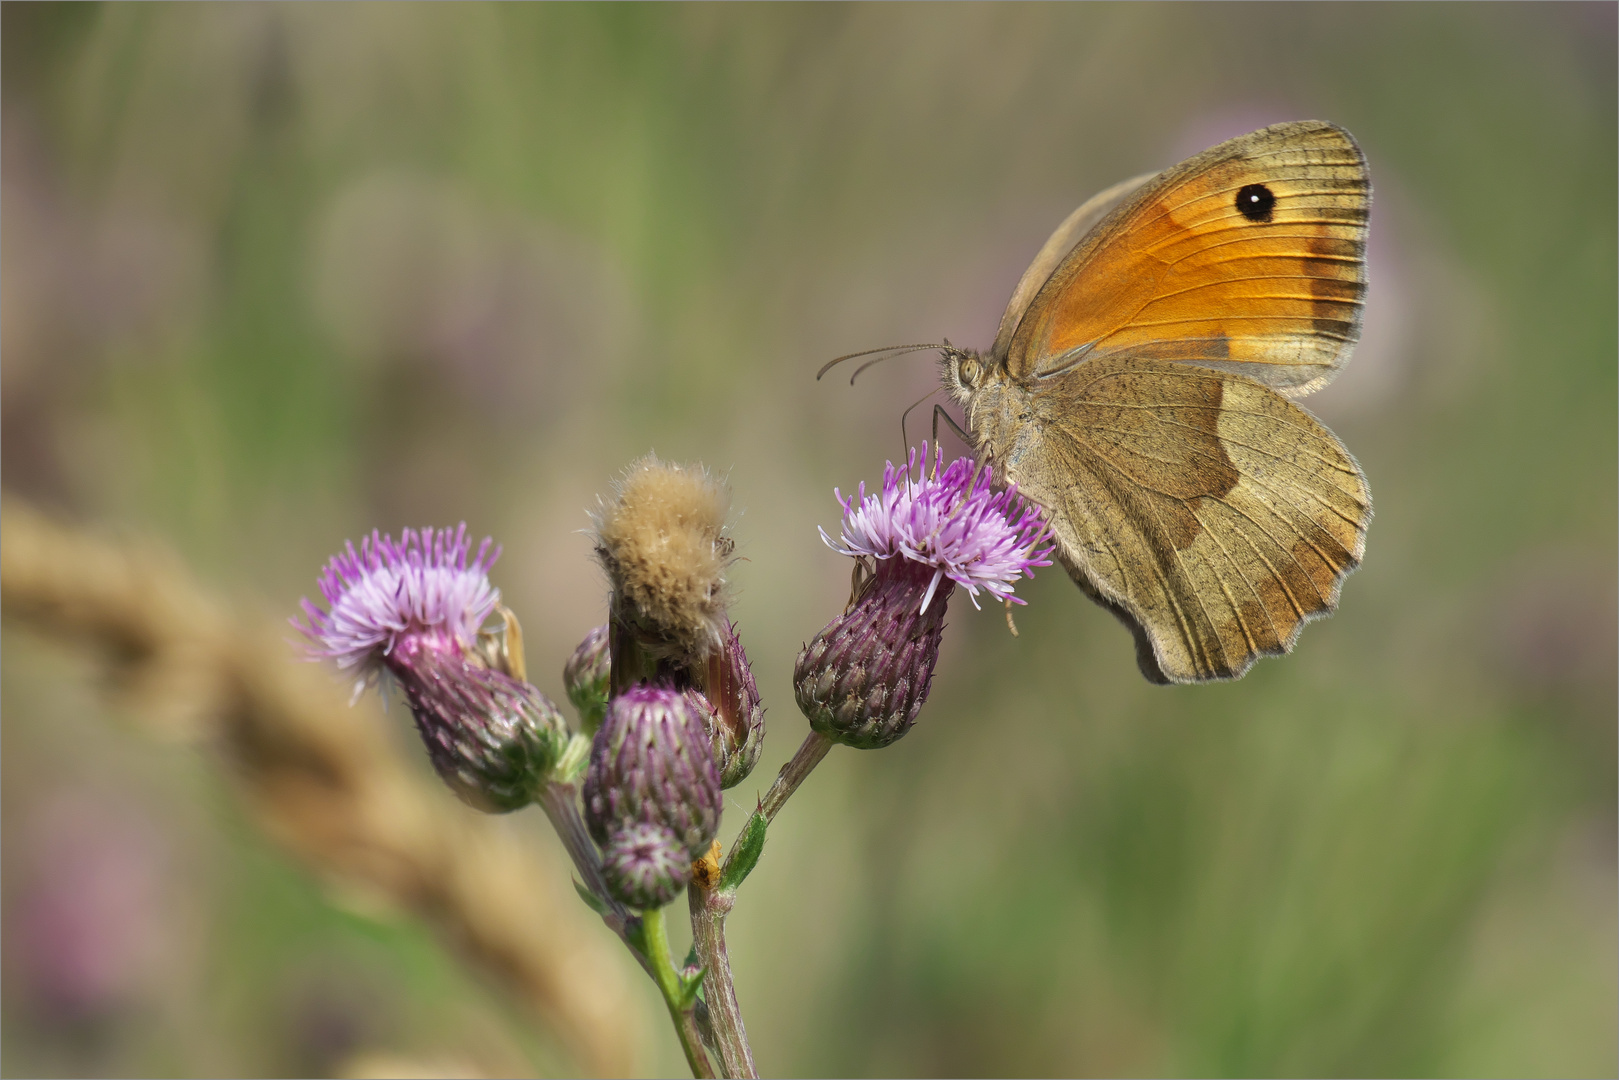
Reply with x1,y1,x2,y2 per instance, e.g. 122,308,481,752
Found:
1003,121,1370,396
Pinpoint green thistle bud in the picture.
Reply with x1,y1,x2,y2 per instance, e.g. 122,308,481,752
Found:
563,624,611,734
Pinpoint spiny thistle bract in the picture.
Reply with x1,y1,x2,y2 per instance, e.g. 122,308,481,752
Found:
697,618,765,789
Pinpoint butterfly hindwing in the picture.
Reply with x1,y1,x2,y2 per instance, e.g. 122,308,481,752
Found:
1004,357,1369,682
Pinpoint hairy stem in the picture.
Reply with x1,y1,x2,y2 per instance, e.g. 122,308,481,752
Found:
539,779,726,1075
644,905,717,1079
689,731,837,1077
756,730,834,824
536,781,661,978
688,879,755,1078
538,781,623,919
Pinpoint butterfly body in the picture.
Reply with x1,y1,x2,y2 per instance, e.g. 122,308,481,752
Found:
942,121,1372,684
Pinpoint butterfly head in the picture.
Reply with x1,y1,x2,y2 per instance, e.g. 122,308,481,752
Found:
939,341,987,407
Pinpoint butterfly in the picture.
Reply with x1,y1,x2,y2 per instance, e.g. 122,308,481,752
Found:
940,120,1372,683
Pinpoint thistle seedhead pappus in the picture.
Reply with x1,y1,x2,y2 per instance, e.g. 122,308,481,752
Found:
592,455,735,687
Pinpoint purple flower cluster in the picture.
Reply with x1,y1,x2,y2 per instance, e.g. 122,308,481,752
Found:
823,443,1053,612
296,525,500,676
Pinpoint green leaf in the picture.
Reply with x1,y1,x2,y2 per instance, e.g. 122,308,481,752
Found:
682,943,700,972
720,811,768,892
625,916,648,957
573,878,610,916
678,965,708,1010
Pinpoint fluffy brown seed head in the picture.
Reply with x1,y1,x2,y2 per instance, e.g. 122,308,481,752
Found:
593,455,734,671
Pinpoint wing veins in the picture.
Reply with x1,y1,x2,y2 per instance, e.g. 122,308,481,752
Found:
1205,481,1342,606
1073,437,1223,676
1078,421,1358,482
1075,420,1365,533
1137,275,1368,305
1098,313,1363,332
1182,500,1273,652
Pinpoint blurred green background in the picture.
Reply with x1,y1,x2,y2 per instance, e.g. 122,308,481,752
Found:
3,3,1614,1077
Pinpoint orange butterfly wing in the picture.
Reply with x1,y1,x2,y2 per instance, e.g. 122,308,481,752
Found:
1003,121,1369,396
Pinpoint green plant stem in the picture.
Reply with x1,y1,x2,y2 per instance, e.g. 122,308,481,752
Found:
687,731,837,1078
688,879,755,1078
755,730,834,824
538,781,614,912
644,905,716,1079
538,781,722,1074
536,780,659,975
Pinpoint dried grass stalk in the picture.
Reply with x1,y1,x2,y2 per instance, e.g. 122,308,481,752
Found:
0,497,643,1078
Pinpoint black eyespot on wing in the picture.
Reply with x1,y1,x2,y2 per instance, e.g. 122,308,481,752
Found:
1236,183,1276,222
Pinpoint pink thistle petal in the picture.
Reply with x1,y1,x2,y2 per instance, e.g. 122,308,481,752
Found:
822,443,1054,611
292,524,501,673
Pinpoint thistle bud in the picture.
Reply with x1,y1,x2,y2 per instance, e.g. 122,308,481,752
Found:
696,618,765,788
600,821,689,911
294,526,568,812
583,684,723,908
563,624,611,734
797,445,1052,749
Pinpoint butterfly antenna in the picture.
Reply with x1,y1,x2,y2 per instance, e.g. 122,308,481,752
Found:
849,345,950,385
817,342,946,382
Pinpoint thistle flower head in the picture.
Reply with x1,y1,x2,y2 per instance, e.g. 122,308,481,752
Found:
797,445,1052,749
822,443,1052,612
294,526,565,812
295,525,501,677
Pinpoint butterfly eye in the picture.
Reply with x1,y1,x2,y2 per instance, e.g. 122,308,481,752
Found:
959,357,981,385
1236,183,1276,222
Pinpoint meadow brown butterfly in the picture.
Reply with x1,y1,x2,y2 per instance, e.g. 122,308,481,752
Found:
940,120,1372,683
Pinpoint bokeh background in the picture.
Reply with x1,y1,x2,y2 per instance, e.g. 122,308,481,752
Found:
3,3,1614,1077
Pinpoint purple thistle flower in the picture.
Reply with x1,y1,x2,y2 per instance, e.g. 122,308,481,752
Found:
797,444,1053,749
294,526,567,812
296,525,501,678
822,443,1053,613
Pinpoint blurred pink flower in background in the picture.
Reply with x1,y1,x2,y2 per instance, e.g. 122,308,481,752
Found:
8,791,179,1024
